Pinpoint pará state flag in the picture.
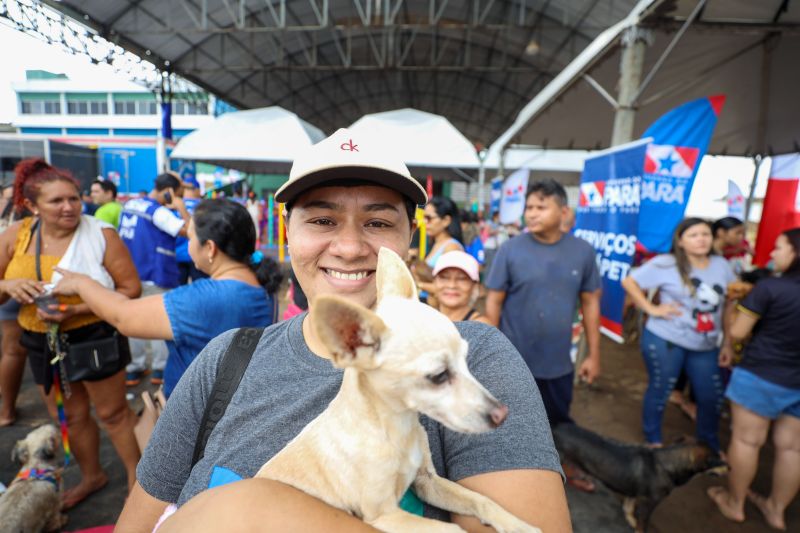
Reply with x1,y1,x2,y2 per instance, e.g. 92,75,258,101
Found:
638,95,725,252
498,168,529,224
727,180,745,220
754,154,800,266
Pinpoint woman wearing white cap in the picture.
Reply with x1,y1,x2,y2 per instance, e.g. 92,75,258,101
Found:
117,129,569,533
433,251,491,325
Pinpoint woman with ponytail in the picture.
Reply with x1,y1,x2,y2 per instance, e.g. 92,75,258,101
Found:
0,158,141,507
621,218,737,451
54,199,283,398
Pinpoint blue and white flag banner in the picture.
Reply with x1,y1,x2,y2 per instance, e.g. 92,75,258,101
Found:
638,95,725,252
498,168,529,225
727,180,745,220
490,177,503,215
574,139,650,343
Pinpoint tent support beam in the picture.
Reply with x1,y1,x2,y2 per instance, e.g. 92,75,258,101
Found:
581,74,618,108
610,26,651,146
631,0,706,104
744,155,763,225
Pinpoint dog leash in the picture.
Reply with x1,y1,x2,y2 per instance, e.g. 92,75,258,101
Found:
52,368,72,466
35,220,72,466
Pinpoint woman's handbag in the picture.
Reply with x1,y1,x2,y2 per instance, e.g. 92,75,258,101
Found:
63,332,122,382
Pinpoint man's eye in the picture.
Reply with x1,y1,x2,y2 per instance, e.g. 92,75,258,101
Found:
366,220,391,228
427,369,450,385
311,218,334,226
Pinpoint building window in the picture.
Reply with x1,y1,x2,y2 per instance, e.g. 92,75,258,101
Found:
172,100,207,115
67,100,107,115
113,100,156,115
20,100,61,114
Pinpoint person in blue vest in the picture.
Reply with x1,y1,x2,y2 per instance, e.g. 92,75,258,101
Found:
119,171,190,386
174,176,208,285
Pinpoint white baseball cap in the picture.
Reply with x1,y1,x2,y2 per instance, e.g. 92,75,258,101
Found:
275,128,428,205
433,251,480,282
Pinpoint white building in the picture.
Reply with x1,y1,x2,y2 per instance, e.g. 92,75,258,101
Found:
10,70,219,192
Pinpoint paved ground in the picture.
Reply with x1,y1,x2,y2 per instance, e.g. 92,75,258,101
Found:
1,333,798,532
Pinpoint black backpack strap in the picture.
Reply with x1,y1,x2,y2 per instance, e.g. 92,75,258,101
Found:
191,327,263,468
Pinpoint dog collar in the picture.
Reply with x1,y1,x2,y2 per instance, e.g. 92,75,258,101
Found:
13,467,60,489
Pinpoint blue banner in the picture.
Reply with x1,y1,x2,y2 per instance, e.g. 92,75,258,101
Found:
638,95,725,252
574,140,649,342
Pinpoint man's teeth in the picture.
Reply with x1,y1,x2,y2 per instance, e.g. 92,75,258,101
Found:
326,269,368,281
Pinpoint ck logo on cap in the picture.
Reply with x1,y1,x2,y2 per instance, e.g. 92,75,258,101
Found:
340,139,359,152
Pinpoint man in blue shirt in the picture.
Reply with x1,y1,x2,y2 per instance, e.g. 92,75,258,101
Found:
119,172,190,385
485,179,601,490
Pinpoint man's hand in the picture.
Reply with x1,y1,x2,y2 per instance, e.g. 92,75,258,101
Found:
164,188,185,210
578,356,600,384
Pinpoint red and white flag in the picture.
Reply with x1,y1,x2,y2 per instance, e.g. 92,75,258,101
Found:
754,154,800,266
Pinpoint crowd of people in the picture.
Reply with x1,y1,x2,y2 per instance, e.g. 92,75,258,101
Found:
0,128,798,531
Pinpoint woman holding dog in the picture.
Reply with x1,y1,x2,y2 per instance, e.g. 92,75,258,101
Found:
433,250,491,325
621,218,736,452
116,129,569,533
0,158,141,508
709,227,800,531
53,198,282,398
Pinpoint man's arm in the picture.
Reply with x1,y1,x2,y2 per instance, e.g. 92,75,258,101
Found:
485,290,506,327
115,482,171,533
157,479,379,533
451,469,571,533
577,289,601,383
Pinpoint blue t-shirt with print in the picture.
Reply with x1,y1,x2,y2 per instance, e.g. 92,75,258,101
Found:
485,232,600,379
162,279,275,396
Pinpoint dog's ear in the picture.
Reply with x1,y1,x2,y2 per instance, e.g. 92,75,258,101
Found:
376,247,418,303
11,440,29,465
313,295,387,369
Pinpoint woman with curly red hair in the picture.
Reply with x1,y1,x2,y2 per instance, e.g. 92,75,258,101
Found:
0,158,142,508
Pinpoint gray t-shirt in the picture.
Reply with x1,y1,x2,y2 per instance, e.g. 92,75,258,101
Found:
137,314,561,521
485,233,601,379
630,254,736,351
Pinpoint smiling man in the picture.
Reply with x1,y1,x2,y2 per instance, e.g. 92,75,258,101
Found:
116,129,570,533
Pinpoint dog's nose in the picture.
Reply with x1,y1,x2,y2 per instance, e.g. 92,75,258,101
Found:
488,404,508,428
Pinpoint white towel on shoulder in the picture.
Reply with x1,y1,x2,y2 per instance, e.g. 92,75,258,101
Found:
49,215,115,289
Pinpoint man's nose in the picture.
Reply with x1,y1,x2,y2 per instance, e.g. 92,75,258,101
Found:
329,223,370,259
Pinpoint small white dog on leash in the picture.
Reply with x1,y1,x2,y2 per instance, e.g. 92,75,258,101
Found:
256,247,540,533
0,424,66,533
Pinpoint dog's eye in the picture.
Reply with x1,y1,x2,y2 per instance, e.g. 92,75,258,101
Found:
427,369,450,385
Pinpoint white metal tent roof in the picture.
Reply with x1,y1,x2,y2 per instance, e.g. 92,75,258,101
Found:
35,0,642,146
348,108,480,169
491,0,800,156
170,106,325,173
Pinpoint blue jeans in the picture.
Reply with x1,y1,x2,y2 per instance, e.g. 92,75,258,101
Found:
640,329,724,451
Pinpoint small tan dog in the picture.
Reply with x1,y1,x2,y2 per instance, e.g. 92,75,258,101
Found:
256,248,539,532
0,425,66,533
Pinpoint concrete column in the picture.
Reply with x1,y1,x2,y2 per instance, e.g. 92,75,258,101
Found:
610,26,652,146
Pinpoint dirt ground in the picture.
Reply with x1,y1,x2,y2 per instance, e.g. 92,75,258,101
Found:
1,332,798,532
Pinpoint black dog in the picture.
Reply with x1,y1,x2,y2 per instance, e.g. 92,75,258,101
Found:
553,423,725,532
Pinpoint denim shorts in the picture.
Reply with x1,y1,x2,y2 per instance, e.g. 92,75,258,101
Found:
726,367,800,419
0,299,21,321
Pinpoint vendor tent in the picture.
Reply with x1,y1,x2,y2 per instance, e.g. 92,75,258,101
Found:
170,107,325,174
348,109,480,181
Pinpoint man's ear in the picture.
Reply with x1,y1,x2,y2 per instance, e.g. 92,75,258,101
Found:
313,295,387,369
376,247,418,302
